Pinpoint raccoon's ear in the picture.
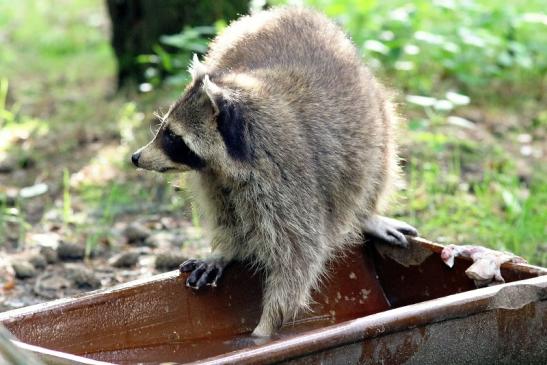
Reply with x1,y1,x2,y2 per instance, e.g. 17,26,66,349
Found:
188,54,206,81
202,75,223,115
202,75,251,162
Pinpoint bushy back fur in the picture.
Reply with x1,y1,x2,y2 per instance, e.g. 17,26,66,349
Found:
186,7,401,334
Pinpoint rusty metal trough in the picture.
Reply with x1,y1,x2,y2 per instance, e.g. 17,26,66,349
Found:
1,237,546,364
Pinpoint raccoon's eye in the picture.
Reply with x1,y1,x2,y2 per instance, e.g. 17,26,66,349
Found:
162,128,179,147
161,127,206,169
165,130,177,141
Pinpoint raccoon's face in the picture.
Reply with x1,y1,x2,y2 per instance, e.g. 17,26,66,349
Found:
131,80,216,173
132,58,252,174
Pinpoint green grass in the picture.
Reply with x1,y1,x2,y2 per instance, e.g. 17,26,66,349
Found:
397,131,546,261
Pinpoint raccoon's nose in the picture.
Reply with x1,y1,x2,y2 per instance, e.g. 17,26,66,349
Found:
131,151,141,167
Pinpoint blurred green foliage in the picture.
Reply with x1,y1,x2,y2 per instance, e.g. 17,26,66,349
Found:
137,24,220,88
282,0,546,106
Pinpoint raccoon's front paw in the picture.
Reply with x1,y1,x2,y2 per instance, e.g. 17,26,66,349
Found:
363,215,418,247
179,258,228,289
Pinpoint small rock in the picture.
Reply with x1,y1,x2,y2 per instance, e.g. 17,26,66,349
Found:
66,265,101,290
124,222,151,244
57,242,85,261
0,154,15,173
145,231,184,249
88,243,108,258
155,252,187,272
34,273,71,299
28,254,47,270
31,232,61,248
12,260,36,279
38,274,70,291
109,251,140,268
43,209,63,223
160,216,177,229
40,246,59,264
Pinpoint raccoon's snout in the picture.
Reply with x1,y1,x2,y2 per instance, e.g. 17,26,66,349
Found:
131,131,206,172
131,151,141,167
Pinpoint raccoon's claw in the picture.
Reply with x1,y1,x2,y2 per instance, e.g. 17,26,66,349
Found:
179,259,199,272
363,215,418,248
179,259,227,289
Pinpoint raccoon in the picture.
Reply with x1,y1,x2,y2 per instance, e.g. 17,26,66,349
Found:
132,7,417,337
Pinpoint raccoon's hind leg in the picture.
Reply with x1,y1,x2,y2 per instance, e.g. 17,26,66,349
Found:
251,273,304,337
362,214,418,247
252,256,325,337
179,257,229,289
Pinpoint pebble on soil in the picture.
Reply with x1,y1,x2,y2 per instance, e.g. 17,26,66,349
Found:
1,219,208,312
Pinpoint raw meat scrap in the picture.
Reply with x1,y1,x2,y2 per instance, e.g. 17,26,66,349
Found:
441,244,527,286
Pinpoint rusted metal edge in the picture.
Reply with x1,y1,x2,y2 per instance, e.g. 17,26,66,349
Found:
2,237,542,325
409,237,547,276
0,271,179,323
190,275,547,365
12,340,112,365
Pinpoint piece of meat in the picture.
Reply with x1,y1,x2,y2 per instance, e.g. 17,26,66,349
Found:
441,244,527,287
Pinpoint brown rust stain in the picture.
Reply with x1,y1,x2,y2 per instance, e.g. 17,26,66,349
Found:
359,326,427,364
495,303,544,362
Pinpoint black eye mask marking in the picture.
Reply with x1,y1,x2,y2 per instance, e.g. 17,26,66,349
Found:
162,128,206,170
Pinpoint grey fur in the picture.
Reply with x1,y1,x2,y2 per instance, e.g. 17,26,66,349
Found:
132,7,416,337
